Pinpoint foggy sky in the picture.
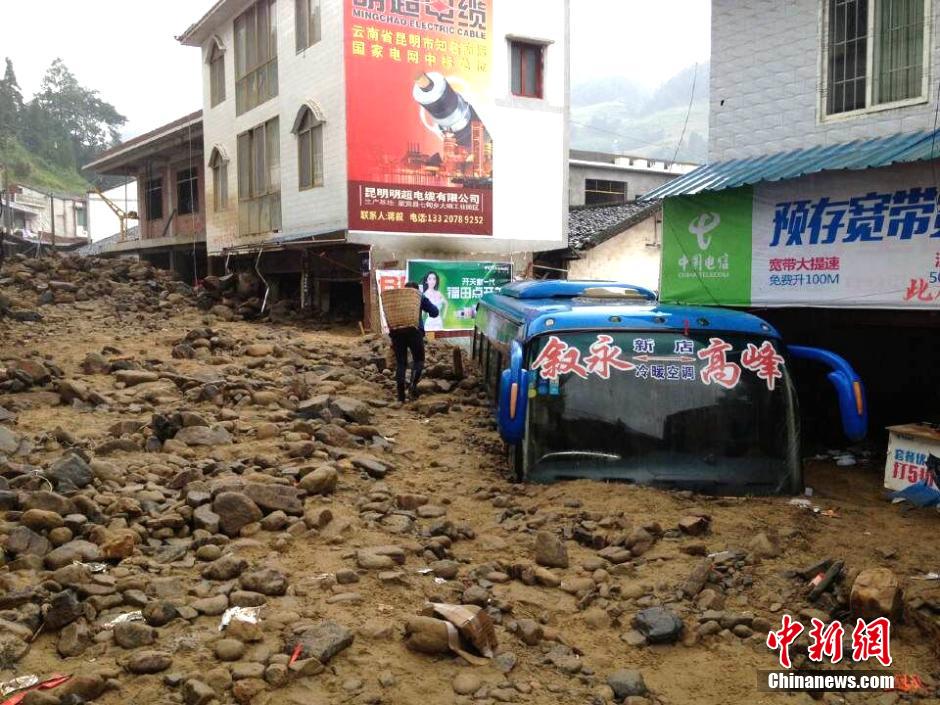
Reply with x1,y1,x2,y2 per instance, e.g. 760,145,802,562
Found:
2,0,710,139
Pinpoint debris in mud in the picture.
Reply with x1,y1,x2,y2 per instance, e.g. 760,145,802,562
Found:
1,265,939,705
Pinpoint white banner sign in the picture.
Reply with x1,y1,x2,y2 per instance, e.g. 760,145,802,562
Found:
375,269,406,334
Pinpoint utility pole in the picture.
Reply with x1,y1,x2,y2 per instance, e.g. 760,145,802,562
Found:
49,193,56,251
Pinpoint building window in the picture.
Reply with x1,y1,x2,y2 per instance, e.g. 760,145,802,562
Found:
76,208,86,229
210,148,229,212
209,41,226,107
295,107,324,189
585,179,627,206
824,0,928,116
237,117,281,235
296,0,322,52
177,167,199,216
510,40,544,98
234,0,279,116
146,178,163,221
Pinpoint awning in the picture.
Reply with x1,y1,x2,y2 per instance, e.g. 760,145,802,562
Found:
644,129,940,199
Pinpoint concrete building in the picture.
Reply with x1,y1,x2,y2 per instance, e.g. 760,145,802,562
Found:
1,184,88,243
648,0,940,446
178,0,570,330
568,150,695,207
83,112,207,283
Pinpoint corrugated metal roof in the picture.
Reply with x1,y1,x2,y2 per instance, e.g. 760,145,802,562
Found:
643,129,940,199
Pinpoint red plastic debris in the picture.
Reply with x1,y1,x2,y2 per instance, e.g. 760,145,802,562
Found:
1,675,70,705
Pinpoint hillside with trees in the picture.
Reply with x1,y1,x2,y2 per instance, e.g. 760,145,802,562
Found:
0,57,126,194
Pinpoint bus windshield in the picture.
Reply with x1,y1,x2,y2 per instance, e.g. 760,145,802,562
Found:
524,330,800,494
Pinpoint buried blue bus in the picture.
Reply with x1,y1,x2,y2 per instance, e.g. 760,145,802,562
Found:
472,281,867,495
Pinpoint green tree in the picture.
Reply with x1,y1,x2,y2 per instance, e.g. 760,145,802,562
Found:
0,58,24,144
28,58,126,170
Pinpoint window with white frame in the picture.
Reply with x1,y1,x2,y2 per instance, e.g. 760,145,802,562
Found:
209,148,229,212
824,0,929,117
237,117,281,235
296,0,322,52
209,41,226,108
234,0,279,116
295,107,324,189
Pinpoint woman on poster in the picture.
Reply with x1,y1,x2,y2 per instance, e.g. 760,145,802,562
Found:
420,271,447,331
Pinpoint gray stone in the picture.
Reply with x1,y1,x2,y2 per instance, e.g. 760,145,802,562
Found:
143,601,179,627
243,483,302,515
114,370,160,386
44,590,83,630
182,679,216,705
299,467,338,495
607,670,647,699
292,620,354,664
213,492,262,536
453,671,482,695
330,396,372,424
46,453,93,491
192,594,229,616
0,425,20,454
114,621,157,649
534,531,569,568
57,619,91,657
45,540,102,569
125,650,173,674
351,456,389,479
193,503,221,534
633,607,683,644
214,638,246,661
239,568,287,596
175,425,232,447
202,554,248,581
295,395,331,419
6,526,50,556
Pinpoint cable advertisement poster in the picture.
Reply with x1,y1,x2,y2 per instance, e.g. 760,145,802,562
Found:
661,166,940,308
407,260,511,331
344,0,494,236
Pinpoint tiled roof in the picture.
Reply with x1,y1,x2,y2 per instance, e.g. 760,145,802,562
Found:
567,200,661,251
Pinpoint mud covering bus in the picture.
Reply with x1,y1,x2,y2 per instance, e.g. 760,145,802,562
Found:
472,281,867,495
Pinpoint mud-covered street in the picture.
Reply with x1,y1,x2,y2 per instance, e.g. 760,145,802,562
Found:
0,255,938,705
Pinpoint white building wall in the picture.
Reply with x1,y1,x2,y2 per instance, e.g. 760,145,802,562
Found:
710,0,940,161
568,163,683,206
277,0,348,240
196,0,568,257
566,217,662,292
87,182,138,241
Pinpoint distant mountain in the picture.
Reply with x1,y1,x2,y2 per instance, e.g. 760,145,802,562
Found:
571,63,709,164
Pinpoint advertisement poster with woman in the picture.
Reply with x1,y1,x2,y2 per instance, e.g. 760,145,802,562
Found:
407,260,512,331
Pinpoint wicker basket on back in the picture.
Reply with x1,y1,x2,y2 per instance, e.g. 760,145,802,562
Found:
382,287,421,331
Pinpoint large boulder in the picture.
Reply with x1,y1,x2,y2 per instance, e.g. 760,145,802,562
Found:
213,492,262,536
850,568,902,621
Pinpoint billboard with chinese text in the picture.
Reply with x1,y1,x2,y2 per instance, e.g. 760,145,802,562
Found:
661,167,940,308
407,259,511,331
344,0,494,236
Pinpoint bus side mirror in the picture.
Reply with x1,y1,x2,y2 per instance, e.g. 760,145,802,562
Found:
789,345,867,442
498,340,529,444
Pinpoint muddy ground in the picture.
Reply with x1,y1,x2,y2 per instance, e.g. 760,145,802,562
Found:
0,256,938,705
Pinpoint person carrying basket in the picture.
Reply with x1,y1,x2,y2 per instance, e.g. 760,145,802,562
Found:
381,282,439,403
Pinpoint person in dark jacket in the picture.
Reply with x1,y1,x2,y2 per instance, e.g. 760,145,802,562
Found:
389,282,439,402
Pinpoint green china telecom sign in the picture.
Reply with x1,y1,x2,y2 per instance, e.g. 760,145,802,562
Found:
661,187,753,306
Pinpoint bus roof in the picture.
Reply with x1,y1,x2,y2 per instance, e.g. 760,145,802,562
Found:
480,281,782,340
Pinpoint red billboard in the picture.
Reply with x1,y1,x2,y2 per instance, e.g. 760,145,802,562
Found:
344,0,494,236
